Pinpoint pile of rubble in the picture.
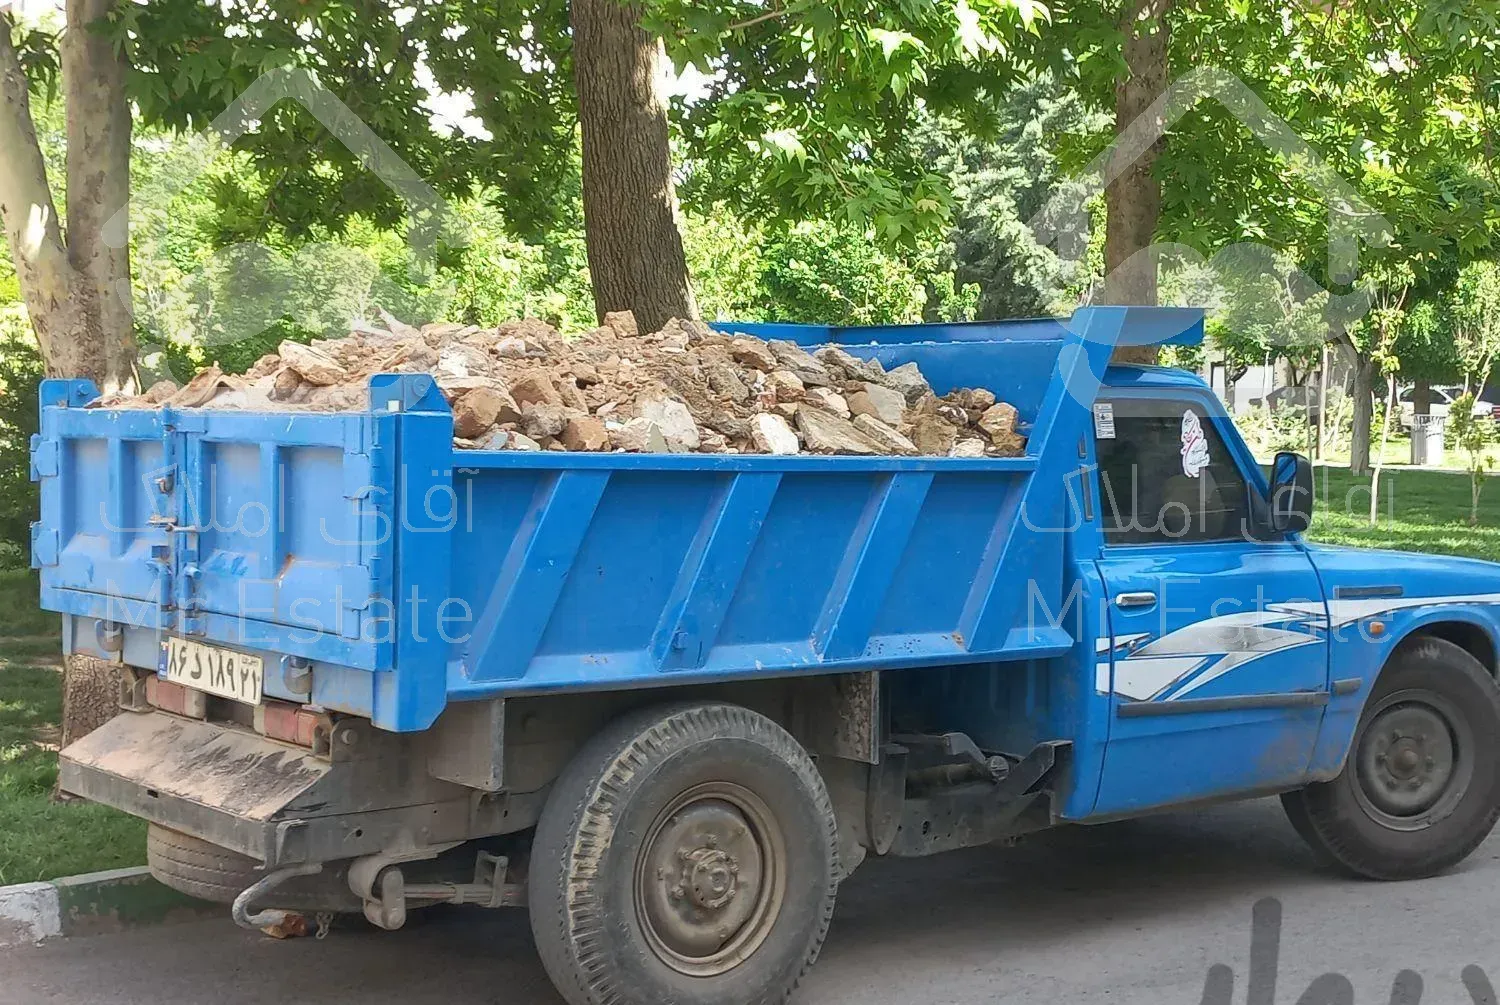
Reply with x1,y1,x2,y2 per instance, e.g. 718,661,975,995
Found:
102,311,1026,457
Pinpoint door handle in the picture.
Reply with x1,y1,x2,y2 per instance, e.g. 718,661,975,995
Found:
1114,591,1158,608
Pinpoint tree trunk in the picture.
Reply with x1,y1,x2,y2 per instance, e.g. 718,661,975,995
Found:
2,4,137,752
571,0,698,333
1103,0,1170,366
1315,346,1329,460
62,0,136,392
1368,372,1397,525
1349,352,1376,477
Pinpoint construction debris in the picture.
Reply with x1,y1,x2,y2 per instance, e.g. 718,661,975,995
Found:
93,313,1027,457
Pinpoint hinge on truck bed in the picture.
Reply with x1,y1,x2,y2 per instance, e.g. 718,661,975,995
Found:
29,435,59,479
29,524,58,569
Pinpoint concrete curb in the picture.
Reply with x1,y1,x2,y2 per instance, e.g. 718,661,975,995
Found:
0,868,219,948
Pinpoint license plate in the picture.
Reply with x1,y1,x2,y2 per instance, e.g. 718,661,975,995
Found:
159,638,264,705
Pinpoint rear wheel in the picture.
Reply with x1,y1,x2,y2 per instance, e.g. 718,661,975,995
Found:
530,702,838,1005
1283,637,1500,879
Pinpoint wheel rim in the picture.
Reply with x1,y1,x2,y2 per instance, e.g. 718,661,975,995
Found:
634,781,785,977
1352,689,1473,832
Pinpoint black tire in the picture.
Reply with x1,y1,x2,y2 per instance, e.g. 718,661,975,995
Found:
148,825,261,903
1282,636,1500,880
147,825,360,912
530,702,838,1005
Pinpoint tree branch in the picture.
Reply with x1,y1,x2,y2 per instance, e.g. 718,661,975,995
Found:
724,7,787,33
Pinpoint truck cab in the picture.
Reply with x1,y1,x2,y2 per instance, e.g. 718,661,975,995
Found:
1084,366,1500,824
1088,366,1337,816
39,307,1500,1005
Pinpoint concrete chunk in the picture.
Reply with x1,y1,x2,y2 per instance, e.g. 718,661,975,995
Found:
278,342,345,386
795,407,882,455
638,398,700,450
847,383,906,427
751,413,801,455
852,414,918,455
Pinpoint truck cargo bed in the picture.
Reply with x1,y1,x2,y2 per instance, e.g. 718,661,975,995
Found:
33,307,1202,730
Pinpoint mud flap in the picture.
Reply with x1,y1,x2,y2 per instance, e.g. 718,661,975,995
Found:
59,711,329,863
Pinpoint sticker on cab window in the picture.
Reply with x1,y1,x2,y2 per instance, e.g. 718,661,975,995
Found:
1180,410,1210,477
1093,402,1115,439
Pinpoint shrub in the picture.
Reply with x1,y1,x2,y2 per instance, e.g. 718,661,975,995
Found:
0,309,43,565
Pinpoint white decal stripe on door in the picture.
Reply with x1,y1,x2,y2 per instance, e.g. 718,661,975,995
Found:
1113,656,1210,701
1108,591,1500,703
1164,636,1324,700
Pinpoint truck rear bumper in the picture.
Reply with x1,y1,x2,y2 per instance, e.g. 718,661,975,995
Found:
59,711,333,865
58,710,522,868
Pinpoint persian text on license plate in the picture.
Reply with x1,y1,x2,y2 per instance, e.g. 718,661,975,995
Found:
160,638,264,705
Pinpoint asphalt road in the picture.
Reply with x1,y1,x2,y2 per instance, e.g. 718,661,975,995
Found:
3,797,1497,1005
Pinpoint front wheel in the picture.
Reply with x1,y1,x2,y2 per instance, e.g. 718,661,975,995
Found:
1283,637,1500,880
530,702,838,1005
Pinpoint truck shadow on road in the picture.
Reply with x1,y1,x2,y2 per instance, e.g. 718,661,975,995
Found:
14,798,1486,1005
828,796,1320,950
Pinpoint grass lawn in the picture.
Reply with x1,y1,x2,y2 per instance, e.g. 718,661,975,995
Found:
1307,464,1500,561
0,569,145,885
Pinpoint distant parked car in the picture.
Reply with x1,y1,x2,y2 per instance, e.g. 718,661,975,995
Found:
1397,385,1497,431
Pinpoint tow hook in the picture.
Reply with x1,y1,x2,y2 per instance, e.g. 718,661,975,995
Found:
231,862,324,931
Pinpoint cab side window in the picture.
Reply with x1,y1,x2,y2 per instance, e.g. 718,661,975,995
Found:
1095,398,1251,545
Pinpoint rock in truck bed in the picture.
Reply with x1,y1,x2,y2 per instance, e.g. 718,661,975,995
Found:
96,311,1025,457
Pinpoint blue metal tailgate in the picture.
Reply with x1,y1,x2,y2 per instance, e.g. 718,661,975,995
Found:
32,380,395,673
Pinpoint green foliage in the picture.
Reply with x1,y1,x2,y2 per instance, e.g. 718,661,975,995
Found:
921,266,983,323
1396,298,1459,384
682,208,768,322
922,75,1109,319
445,222,593,331
5,14,59,101
1238,403,1311,459
757,223,927,325
1191,250,1330,384
1445,392,1495,525
116,0,1046,256
656,0,1047,243
0,309,43,565
1448,260,1500,389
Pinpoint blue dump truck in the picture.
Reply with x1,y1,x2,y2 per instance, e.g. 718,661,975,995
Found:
35,306,1500,1004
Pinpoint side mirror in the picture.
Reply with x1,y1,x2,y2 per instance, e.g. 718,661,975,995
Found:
1270,451,1313,534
